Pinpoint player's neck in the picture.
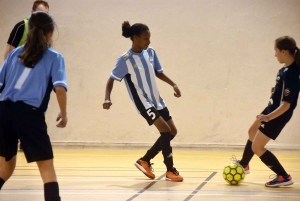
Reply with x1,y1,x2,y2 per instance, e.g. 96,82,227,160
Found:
284,57,295,67
131,45,143,53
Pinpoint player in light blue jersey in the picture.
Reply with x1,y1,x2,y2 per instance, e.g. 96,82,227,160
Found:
103,21,183,182
0,12,67,201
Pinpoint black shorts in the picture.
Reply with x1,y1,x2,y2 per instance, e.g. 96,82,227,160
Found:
258,107,293,140
141,107,172,126
0,101,53,162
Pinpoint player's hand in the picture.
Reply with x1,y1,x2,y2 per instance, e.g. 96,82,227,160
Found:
103,99,112,109
271,87,275,93
256,114,270,122
56,112,68,128
173,84,181,98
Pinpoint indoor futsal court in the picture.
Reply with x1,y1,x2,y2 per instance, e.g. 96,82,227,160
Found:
1,0,300,201
0,149,300,200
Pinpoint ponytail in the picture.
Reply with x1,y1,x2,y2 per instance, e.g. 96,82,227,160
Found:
18,11,55,68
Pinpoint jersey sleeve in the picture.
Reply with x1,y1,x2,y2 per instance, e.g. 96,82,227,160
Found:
282,70,300,103
7,21,25,48
110,57,128,82
151,49,163,74
51,54,67,91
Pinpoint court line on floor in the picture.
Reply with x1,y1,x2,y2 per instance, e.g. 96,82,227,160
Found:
7,178,300,185
125,173,165,201
1,192,300,199
183,171,217,201
3,188,300,194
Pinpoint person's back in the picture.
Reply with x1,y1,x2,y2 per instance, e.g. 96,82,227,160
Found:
1,47,66,112
0,11,67,201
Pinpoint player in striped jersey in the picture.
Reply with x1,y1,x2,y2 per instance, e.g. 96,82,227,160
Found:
103,21,183,182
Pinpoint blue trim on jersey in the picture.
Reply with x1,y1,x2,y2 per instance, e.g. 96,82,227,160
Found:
128,57,148,99
140,55,158,107
159,96,166,108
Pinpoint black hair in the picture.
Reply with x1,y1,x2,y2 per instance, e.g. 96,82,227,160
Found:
122,21,149,41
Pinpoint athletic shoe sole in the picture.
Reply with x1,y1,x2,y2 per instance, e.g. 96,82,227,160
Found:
134,162,155,179
165,176,183,182
265,180,294,187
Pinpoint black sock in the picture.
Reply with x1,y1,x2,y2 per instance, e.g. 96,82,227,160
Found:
0,178,5,190
44,182,61,201
160,132,173,171
239,140,254,166
260,150,288,176
142,135,176,162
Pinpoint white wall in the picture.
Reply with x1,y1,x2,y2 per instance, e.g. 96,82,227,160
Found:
0,0,299,149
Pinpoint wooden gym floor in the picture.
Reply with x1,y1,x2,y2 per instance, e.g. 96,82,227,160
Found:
0,149,299,201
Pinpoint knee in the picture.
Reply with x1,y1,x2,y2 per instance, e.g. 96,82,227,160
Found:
0,167,14,181
162,124,171,133
251,143,264,156
248,127,254,136
171,127,177,136
248,127,257,141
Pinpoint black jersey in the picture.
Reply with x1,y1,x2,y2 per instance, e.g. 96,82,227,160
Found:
267,62,300,111
7,20,26,48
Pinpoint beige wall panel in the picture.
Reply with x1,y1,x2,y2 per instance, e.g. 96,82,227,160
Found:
0,0,299,148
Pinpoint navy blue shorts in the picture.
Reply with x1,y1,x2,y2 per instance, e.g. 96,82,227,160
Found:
0,101,53,162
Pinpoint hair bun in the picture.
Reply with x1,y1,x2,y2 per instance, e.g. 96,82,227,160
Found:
122,21,131,38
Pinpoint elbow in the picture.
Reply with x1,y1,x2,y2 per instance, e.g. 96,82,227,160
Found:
55,86,67,93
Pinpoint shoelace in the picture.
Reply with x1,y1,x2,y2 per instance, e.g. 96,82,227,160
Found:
172,168,179,175
230,155,238,163
269,174,278,182
148,162,154,172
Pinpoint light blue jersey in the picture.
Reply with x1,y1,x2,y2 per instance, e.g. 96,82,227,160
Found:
0,46,67,111
110,47,166,113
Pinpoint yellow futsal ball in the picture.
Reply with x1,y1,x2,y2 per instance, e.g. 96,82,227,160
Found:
223,163,245,185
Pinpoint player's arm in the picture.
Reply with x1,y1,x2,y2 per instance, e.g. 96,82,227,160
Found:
103,57,128,109
4,44,15,60
55,86,68,128
51,54,68,128
4,21,25,59
257,101,290,122
103,77,114,110
156,73,181,98
257,74,297,122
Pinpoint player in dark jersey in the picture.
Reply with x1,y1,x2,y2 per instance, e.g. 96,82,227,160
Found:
233,36,300,187
103,21,183,182
0,12,67,201
4,1,49,60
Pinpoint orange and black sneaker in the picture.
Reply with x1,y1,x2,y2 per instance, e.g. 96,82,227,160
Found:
166,167,183,182
265,174,294,187
134,159,155,180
